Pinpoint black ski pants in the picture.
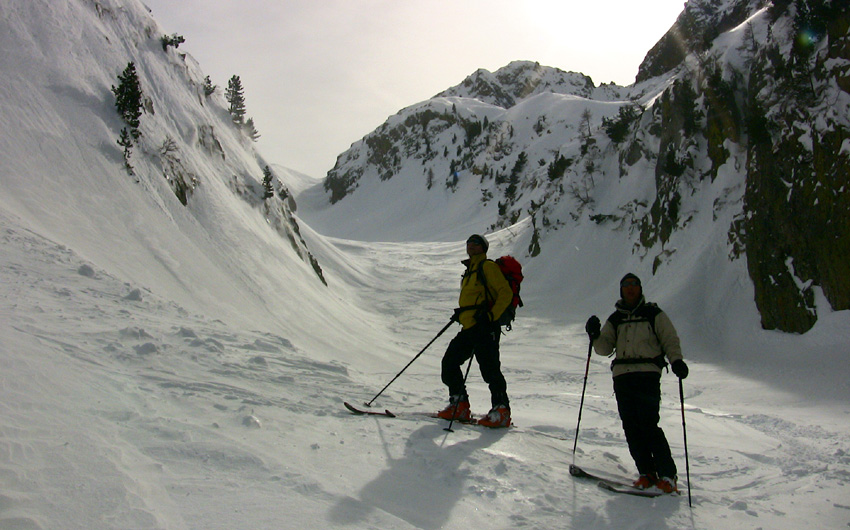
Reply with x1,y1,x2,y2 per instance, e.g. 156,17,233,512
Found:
441,322,509,409
613,371,677,479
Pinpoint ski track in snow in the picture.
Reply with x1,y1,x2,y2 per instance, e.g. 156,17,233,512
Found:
2,218,850,530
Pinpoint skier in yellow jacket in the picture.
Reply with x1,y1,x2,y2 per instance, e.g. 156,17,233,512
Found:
437,234,513,427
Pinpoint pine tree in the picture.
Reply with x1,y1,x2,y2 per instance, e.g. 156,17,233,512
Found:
262,165,274,199
203,76,217,97
603,104,641,144
580,108,593,138
111,62,143,139
160,33,185,51
112,63,143,176
245,117,260,141
505,151,526,201
225,75,246,124
117,128,134,175
673,80,702,136
547,155,571,182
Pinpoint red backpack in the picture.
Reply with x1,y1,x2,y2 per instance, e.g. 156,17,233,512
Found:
479,255,524,330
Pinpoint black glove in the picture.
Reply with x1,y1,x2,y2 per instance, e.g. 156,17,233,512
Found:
585,315,601,341
474,307,492,325
451,308,462,322
672,359,689,379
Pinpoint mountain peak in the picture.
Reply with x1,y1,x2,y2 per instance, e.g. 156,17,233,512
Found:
434,60,602,109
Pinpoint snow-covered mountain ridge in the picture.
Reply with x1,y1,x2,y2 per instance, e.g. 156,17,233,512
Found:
432,60,631,109
303,0,850,334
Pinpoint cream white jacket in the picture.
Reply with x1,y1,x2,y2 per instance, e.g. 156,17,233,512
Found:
593,298,684,378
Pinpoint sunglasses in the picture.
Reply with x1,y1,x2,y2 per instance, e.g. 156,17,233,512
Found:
621,280,640,287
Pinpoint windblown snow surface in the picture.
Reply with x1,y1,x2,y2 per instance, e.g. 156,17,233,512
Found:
3,206,850,529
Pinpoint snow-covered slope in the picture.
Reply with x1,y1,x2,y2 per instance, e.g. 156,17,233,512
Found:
3,206,850,529
1,0,849,529
0,0,381,353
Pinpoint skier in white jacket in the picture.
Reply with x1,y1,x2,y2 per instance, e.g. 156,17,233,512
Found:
586,273,689,494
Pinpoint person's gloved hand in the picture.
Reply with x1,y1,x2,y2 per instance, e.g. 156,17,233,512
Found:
585,315,601,341
474,307,492,326
672,359,689,379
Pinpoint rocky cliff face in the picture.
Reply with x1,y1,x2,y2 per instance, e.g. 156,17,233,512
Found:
317,0,849,333
737,1,850,331
636,0,769,83
632,0,850,332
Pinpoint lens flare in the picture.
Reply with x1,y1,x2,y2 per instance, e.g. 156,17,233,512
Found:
796,29,820,49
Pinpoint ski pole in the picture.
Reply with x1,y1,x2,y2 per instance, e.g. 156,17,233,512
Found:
572,338,594,465
679,378,692,507
365,319,455,407
444,354,475,433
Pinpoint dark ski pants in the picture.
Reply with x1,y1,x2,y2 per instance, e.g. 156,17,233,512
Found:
613,372,677,479
441,323,509,409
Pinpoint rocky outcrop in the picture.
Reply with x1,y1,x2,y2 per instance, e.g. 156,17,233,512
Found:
636,0,768,83
737,3,850,331
641,0,850,332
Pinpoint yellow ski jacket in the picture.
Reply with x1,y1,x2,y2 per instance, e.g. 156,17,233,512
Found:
456,253,513,330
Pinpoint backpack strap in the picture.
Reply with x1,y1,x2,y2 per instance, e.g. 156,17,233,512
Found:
477,259,495,307
476,259,512,330
608,303,662,337
455,259,495,309
453,260,493,322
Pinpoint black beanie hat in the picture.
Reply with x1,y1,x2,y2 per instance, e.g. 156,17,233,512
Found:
619,273,642,297
466,234,489,252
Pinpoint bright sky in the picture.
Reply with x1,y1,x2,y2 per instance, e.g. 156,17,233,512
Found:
143,0,686,179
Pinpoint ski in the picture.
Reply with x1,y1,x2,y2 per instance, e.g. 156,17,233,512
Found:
569,464,634,487
596,480,667,498
343,401,396,417
343,402,505,427
569,464,672,498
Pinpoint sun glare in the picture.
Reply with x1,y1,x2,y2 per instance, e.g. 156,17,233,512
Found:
514,0,685,84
